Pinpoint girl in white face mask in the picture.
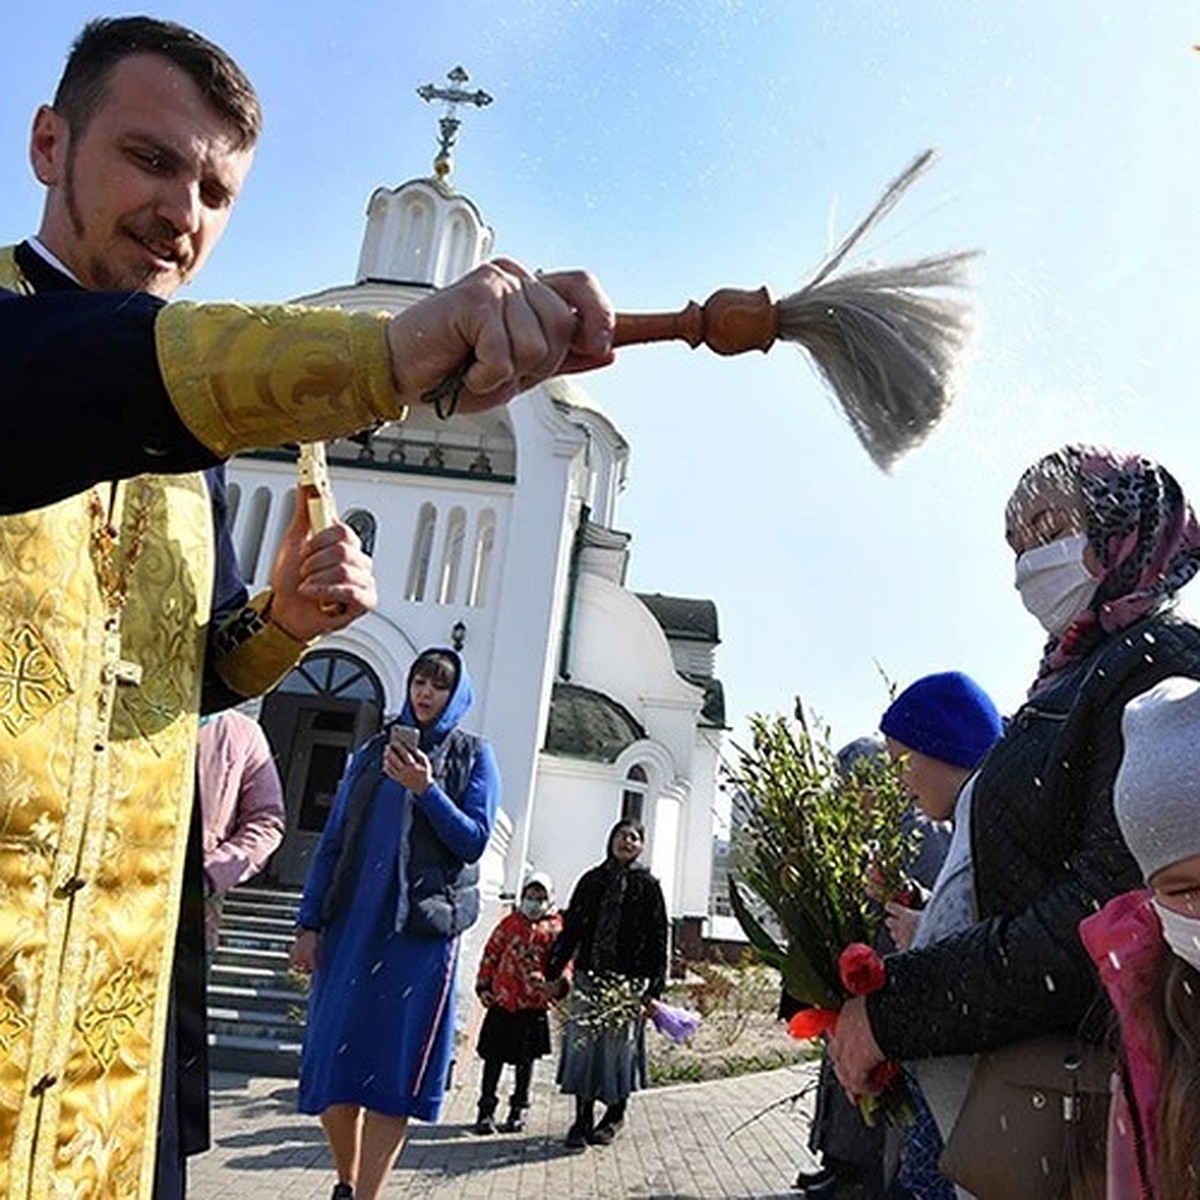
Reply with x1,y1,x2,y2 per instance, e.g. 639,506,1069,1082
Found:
472,872,567,1135
1080,676,1200,1200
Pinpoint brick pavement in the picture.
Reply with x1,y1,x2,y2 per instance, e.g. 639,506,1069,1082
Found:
187,1053,820,1199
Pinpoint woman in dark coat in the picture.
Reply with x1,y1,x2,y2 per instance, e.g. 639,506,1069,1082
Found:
546,819,669,1148
829,445,1200,1194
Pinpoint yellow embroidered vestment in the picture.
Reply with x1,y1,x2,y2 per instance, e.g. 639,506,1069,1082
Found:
0,246,400,1197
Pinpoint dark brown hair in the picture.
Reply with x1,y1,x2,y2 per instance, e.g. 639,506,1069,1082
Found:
53,16,261,147
1154,953,1200,1199
410,651,458,692
606,818,645,859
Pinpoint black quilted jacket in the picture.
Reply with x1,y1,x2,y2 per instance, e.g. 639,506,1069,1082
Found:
869,612,1200,1059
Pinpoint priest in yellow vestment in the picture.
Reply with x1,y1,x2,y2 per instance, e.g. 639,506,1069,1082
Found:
0,17,614,1198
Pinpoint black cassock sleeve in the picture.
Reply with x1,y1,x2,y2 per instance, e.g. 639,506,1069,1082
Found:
0,287,221,513
200,462,259,716
0,285,269,710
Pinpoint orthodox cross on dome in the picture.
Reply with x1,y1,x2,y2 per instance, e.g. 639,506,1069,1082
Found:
416,65,493,184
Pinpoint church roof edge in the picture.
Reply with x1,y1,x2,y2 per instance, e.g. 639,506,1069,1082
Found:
365,177,490,227
636,593,720,645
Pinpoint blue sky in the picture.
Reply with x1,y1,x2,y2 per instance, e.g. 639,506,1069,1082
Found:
5,2,1200,749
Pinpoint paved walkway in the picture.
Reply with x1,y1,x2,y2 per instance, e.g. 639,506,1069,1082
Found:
188,1053,820,1199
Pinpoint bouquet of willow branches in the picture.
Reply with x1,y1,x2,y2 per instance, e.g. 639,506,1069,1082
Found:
568,972,646,1043
568,974,702,1047
727,704,916,1124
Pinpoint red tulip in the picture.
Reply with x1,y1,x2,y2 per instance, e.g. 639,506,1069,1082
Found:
839,943,886,995
787,1007,840,1041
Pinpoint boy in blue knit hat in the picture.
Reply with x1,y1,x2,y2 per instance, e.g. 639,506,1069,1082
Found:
880,671,1003,825
877,671,1003,1200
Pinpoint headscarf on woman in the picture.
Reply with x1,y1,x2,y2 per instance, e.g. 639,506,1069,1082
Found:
393,647,470,751
590,819,646,974
1026,445,1200,694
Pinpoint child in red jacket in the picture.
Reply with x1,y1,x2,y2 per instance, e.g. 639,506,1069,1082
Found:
473,872,568,1134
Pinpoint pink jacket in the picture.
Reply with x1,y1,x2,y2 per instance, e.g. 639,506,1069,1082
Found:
1079,889,1164,1200
198,710,285,950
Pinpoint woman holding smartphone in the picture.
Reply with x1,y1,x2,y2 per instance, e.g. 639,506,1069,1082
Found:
289,647,500,1200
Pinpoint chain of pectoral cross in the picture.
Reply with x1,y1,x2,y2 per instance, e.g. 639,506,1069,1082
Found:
87,482,150,689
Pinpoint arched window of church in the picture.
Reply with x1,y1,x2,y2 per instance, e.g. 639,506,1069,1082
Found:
442,212,474,282
406,502,437,601
237,485,272,582
225,481,241,527
437,507,467,604
466,509,496,608
621,763,649,823
278,648,385,706
344,508,377,556
398,197,431,279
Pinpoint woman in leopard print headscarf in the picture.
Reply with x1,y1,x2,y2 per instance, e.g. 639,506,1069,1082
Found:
1015,444,1200,694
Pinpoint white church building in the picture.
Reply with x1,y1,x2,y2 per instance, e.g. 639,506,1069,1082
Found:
225,103,727,968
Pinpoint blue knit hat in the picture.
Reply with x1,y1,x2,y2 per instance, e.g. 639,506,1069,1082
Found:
880,672,1003,769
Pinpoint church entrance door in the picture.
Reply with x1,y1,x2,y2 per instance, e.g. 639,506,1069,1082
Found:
258,650,384,888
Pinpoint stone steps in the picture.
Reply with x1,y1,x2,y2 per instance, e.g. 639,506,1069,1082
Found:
207,883,307,1077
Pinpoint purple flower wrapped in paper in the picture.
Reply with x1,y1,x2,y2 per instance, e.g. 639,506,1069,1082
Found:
650,1001,701,1045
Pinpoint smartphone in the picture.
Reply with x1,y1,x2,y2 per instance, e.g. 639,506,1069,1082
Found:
390,724,420,753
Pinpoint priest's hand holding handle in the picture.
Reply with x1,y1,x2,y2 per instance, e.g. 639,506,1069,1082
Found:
384,257,616,416
267,258,613,640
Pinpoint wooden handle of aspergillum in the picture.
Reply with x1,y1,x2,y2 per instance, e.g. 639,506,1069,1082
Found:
296,442,347,617
612,286,778,356
297,442,337,532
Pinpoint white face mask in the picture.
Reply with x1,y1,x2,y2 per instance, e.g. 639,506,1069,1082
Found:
1152,899,1200,972
1014,533,1098,636
520,898,551,921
